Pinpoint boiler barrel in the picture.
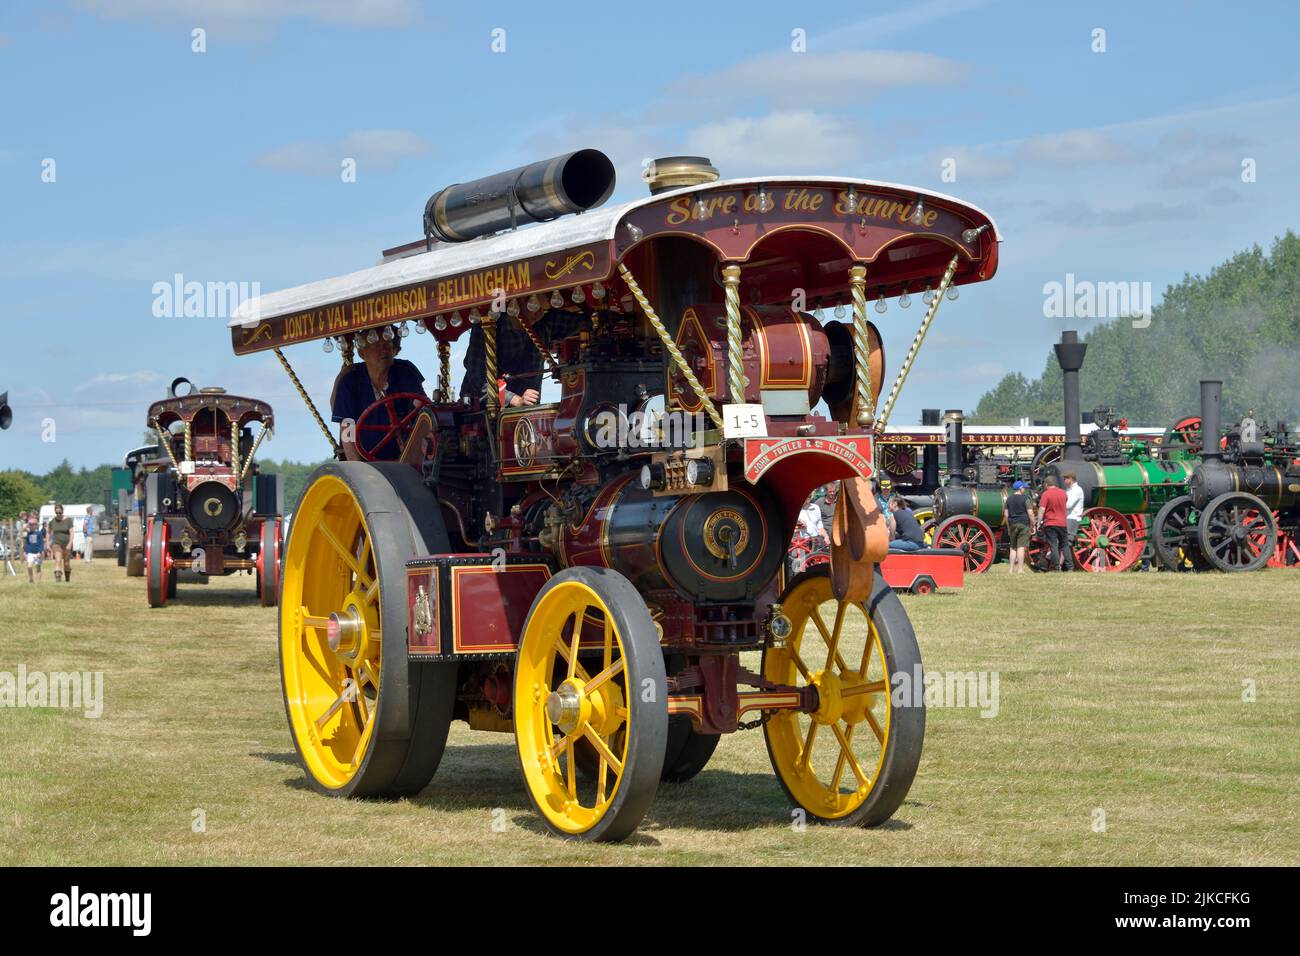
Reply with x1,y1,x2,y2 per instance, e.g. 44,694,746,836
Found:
560,476,785,603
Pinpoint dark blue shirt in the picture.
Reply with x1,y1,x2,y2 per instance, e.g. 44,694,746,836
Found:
330,359,426,460
892,507,925,545
24,529,45,554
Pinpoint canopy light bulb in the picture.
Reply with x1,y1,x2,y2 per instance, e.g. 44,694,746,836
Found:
571,286,586,304
899,287,911,309
527,294,542,313
322,338,334,353
591,281,606,299
842,187,858,214
435,315,448,331
399,322,410,338
922,285,935,305
875,292,887,314
693,197,709,220
946,285,959,300
416,320,427,333
382,326,394,341
625,221,643,242
757,186,774,213
506,299,520,317
834,299,846,318
910,197,926,226
962,224,988,244
366,329,379,344
550,290,564,308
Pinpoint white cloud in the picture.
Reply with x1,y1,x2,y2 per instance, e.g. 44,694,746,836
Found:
253,129,431,177
813,0,996,49
74,0,420,29
684,111,866,175
670,50,968,112
1018,129,1143,167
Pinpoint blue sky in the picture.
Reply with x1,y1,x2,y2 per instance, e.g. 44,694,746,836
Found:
2,0,1299,470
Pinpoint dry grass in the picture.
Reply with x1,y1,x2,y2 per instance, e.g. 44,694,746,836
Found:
1,559,1297,865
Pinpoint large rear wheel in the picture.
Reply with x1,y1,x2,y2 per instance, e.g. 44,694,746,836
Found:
763,566,924,827
514,566,668,842
280,462,457,798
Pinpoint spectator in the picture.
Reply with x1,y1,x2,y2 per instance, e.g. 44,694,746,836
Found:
47,503,75,583
1003,481,1035,573
887,496,926,552
1038,476,1070,571
23,515,44,584
82,509,96,563
1062,472,1084,572
797,495,829,546
817,484,837,528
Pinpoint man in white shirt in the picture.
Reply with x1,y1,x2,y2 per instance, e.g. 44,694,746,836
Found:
798,498,828,546
1062,471,1085,572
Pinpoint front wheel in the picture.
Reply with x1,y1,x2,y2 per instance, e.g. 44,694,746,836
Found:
763,566,925,827
146,518,171,607
514,566,668,842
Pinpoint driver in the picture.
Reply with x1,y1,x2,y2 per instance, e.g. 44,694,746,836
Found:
331,325,427,461
460,307,590,407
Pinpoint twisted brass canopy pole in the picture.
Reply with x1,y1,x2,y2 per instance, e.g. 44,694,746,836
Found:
437,340,451,403
722,264,746,403
483,312,499,419
848,265,874,427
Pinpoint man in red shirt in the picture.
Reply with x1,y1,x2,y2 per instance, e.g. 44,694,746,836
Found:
1037,475,1070,572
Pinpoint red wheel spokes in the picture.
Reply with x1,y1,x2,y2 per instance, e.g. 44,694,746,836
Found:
354,392,430,461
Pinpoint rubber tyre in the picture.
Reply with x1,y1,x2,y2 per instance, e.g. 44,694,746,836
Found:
660,715,720,783
280,461,457,799
146,518,168,608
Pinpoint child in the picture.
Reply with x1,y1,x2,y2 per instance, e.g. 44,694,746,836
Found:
23,516,45,583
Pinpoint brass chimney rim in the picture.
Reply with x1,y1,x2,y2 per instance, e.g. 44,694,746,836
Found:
643,156,720,194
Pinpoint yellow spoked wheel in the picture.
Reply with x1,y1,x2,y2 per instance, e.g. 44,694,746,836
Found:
763,566,925,826
514,566,667,842
280,462,456,799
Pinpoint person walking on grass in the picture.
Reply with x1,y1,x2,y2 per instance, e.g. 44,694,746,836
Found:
82,509,96,563
1037,475,1070,571
1062,471,1084,572
23,515,45,584
1003,480,1036,573
47,503,75,583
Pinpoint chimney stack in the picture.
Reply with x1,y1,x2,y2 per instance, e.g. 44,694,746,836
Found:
1054,330,1087,461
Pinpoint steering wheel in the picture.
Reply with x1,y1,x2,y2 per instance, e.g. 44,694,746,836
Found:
353,392,431,461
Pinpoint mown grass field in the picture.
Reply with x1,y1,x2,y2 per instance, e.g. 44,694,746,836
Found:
1,558,1296,866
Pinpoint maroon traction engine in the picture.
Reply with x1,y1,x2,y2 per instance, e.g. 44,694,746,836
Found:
230,150,1001,841
141,379,282,608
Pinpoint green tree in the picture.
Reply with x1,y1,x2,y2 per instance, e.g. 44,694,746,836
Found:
0,471,48,517
973,232,1300,426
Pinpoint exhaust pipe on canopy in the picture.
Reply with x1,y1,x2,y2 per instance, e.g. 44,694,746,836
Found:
422,149,616,247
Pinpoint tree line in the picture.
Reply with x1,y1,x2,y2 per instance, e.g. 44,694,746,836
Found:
0,458,326,518
970,232,1300,429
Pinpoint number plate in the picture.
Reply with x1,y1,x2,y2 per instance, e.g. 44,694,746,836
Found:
722,403,768,439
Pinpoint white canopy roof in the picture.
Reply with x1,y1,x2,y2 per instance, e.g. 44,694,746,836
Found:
229,177,1000,326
